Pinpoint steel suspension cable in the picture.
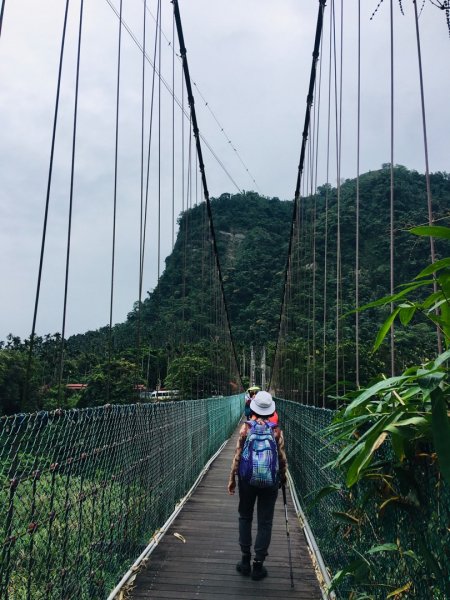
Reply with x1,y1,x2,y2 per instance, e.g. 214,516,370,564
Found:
338,0,346,394
172,0,242,388
103,0,242,194
181,68,185,212
312,34,324,404
107,0,123,402
26,0,70,397
137,0,160,388
141,0,261,193
137,0,147,358
413,0,442,353
171,9,175,249
322,6,333,407
270,0,327,392
389,0,396,377
157,0,162,280
0,0,5,38
332,0,344,400
355,0,361,389
141,0,160,290
57,0,85,402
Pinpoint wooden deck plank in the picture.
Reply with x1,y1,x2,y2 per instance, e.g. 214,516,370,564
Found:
127,425,323,600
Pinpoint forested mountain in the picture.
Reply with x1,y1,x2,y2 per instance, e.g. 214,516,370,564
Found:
1,166,449,413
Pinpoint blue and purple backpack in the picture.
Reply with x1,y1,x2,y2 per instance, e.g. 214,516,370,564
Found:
239,420,279,487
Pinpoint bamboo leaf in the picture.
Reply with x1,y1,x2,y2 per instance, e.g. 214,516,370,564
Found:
398,304,416,326
345,412,404,486
373,307,401,351
417,370,445,392
386,581,412,598
331,511,360,525
422,291,444,309
344,375,410,416
306,484,342,510
430,349,450,369
384,416,430,436
358,282,427,311
346,441,377,487
402,550,421,563
379,496,401,511
410,225,450,239
416,257,450,278
424,298,447,314
431,389,450,486
390,431,406,461
367,543,398,554
334,439,368,469
328,559,368,590
372,431,388,452
439,302,450,343
384,416,429,429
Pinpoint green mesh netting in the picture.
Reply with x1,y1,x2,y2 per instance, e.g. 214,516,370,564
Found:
0,396,242,599
276,399,450,599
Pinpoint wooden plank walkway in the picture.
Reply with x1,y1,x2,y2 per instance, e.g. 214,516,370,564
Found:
127,426,323,599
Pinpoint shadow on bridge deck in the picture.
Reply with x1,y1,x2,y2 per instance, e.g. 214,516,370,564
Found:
123,425,323,599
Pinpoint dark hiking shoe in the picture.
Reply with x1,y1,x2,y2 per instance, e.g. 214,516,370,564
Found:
251,560,268,580
236,554,251,576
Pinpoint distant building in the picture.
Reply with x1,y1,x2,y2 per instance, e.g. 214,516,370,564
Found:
66,383,88,391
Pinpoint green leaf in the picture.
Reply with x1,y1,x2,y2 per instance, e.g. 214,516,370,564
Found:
386,582,413,598
430,349,450,369
331,511,360,525
367,543,398,554
422,291,445,310
384,416,429,429
358,282,428,311
398,304,416,326
306,483,342,510
416,257,450,279
346,432,384,486
373,307,401,351
439,302,450,343
344,375,410,416
334,441,367,469
417,369,445,392
390,430,406,461
328,561,368,590
402,550,421,563
410,225,450,239
431,389,450,486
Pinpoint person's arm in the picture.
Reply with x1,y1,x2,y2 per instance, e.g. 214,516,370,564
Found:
228,423,248,494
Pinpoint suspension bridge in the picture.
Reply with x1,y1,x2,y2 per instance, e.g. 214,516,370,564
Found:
1,0,450,598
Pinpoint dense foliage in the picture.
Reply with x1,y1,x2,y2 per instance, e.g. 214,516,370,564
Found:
313,225,450,599
272,166,450,402
1,166,450,414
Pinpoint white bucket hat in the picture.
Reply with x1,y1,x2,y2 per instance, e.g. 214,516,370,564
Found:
249,391,275,416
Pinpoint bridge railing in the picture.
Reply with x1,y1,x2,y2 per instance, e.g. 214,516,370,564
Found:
0,395,242,599
276,399,450,599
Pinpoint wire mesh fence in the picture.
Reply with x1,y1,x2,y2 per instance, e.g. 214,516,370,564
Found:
276,399,450,599
0,395,242,599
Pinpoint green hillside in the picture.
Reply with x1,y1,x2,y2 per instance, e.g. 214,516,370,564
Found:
1,166,450,413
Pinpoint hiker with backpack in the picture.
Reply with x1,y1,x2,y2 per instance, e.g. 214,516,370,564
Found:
227,391,287,581
244,386,259,417
244,386,279,424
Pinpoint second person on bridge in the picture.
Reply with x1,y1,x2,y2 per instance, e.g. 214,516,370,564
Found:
228,391,287,581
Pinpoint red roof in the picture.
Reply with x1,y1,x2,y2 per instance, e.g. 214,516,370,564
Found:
66,383,88,390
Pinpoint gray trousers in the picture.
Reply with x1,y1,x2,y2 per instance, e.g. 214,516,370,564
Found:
238,478,278,562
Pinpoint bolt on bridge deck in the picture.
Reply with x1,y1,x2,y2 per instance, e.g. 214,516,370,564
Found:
122,426,323,599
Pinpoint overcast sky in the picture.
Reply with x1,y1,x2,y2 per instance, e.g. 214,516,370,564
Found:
0,0,449,342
